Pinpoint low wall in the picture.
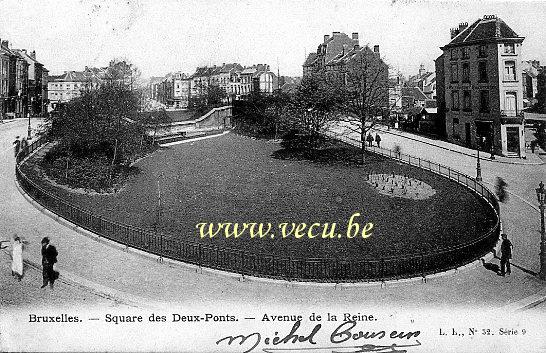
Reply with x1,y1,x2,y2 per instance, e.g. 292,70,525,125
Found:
150,106,232,137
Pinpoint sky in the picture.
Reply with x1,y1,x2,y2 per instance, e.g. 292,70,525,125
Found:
0,0,545,79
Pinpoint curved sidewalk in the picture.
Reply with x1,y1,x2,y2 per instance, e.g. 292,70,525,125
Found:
2,119,545,312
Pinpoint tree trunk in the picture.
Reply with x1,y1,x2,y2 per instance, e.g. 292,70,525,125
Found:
360,130,366,165
109,138,119,187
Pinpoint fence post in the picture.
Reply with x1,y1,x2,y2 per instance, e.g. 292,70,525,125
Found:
240,251,245,276
421,254,425,278
198,244,202,269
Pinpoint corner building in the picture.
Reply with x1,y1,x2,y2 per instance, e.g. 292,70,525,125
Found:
436,15,526,158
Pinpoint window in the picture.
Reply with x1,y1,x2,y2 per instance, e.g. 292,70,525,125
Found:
463,91,471,111
478,61,488,82
450,49,457,60
461,47,470,59
504,92,517,115
450,63,459,82
480,90,490,112
462,63,470,82
451,91,460,110
504,43,515,54
478,45,487,58
504,61,516,81
453,118,460,124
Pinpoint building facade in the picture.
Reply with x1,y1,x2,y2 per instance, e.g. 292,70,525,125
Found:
303,32,359,77
13,49,47,115
47,67,106,111
437,15,526,158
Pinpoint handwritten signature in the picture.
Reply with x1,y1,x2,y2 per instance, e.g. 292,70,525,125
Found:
216,320,421,353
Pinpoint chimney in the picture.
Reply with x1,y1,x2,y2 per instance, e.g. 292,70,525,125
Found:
373,45,380,53
332,31,341,36
324,34,330,43
354,44,360,50
458,22,468,31
450,28,460,39
419,64,425,76
352,32,359,41
30,50,36,59
1,40,8,48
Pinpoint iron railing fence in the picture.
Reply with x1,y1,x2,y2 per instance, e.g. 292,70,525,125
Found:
15,133,500,282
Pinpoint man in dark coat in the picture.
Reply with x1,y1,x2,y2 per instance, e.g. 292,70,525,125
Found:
41,237,58,288
366,133,374,147
13,136,21,157
499,234,513,276
375,133,382,148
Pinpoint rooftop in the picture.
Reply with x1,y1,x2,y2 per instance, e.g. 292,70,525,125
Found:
444,15,524,48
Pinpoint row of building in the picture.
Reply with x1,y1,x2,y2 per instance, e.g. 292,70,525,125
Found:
0,38,48,119
148,63,283,109
304,19,546,159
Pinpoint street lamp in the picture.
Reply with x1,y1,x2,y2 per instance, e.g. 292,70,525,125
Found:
536,181,546,280
27,97,33,140
476,136,484,182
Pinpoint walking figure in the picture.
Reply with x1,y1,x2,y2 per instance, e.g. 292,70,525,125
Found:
499,234,513,276
11,235,25,281
13,136,21,157
495,177,508,203
530,140,537,154
20,137,28,153
366,133,374,147
375,133,381,148
40,237,58,289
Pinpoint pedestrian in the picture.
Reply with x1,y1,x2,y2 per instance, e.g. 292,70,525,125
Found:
375,133,381,148
499,233,513,276
495,177,508,203
11,235,25,281
20,137,28,153
13,136,21,157
40,237,58,289
366,133,374,147
530,140,536,154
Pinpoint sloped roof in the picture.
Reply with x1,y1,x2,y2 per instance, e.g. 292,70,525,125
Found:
326,45,378,67
48,71,88,82
303,52,318,67
401,87,428,101
445,16,523,47
219,63,243,73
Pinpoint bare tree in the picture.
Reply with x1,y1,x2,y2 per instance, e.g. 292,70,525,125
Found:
336,47,390,163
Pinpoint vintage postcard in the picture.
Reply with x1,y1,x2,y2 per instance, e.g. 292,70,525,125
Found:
1,0,545,352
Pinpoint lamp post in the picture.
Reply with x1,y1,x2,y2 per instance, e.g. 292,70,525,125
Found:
27,97,33,140
536,181,546,280
476,136,483,182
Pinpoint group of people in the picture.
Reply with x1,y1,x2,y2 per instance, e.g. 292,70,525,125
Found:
1,236,59,289
366,132,381,147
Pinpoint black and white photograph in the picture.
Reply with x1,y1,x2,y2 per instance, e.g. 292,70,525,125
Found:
1,0,546,352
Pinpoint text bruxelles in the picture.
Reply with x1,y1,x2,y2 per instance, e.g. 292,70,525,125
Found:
196,212,374,239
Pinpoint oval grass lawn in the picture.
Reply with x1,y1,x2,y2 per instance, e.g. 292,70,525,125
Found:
42,133,496,261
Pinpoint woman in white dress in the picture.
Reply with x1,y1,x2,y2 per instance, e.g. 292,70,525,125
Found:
11,235,24,281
